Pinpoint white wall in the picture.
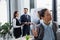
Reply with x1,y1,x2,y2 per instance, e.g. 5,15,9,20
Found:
18,0,30,15
10,0,18,22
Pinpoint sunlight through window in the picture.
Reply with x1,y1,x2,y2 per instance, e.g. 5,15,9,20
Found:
0,0,7,24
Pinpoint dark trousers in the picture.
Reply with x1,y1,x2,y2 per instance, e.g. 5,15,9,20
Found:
13,27,21,39
22,26,30,36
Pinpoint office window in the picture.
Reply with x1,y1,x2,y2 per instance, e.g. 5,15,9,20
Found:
0,0,7,24
37,0,52,10
57,0,60,25
30,0,34,9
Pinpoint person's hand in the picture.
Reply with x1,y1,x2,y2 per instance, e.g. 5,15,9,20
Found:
33,31,38,37
32,29,38,37
31,22,36,25
24,22,28,24
28,22,32,25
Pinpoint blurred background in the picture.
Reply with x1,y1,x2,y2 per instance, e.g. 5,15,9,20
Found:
0,0,60,40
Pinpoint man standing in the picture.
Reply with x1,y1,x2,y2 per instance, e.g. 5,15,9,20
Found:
20,8,31,36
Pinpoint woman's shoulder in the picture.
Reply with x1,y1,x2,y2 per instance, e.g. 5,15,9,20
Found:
12,18,16,21
52,21,57,25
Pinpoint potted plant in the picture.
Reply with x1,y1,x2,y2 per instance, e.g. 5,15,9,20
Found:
26,35,30,40
0,23,10,40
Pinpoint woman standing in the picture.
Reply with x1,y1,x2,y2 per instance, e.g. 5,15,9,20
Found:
34,8,58,40
12,11,22,39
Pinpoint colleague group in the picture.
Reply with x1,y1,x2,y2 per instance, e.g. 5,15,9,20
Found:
12,8,58,40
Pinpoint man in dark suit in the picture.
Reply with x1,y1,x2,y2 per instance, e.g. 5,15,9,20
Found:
20,8,31,36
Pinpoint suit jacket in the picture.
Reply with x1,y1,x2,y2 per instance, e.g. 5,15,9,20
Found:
20,14,31,29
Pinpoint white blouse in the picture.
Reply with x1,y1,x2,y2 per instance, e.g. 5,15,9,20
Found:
12,18,21,28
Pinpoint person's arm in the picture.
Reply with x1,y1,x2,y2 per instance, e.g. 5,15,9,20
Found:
53,21,58,32
32,29,38,37
35,24,44,40
31,24,38,37
53,21,58,40
29,15,31,22
19,19,24,26
13,19,21,28
27,15,31,25
20,15,25,24
55,22,58,32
